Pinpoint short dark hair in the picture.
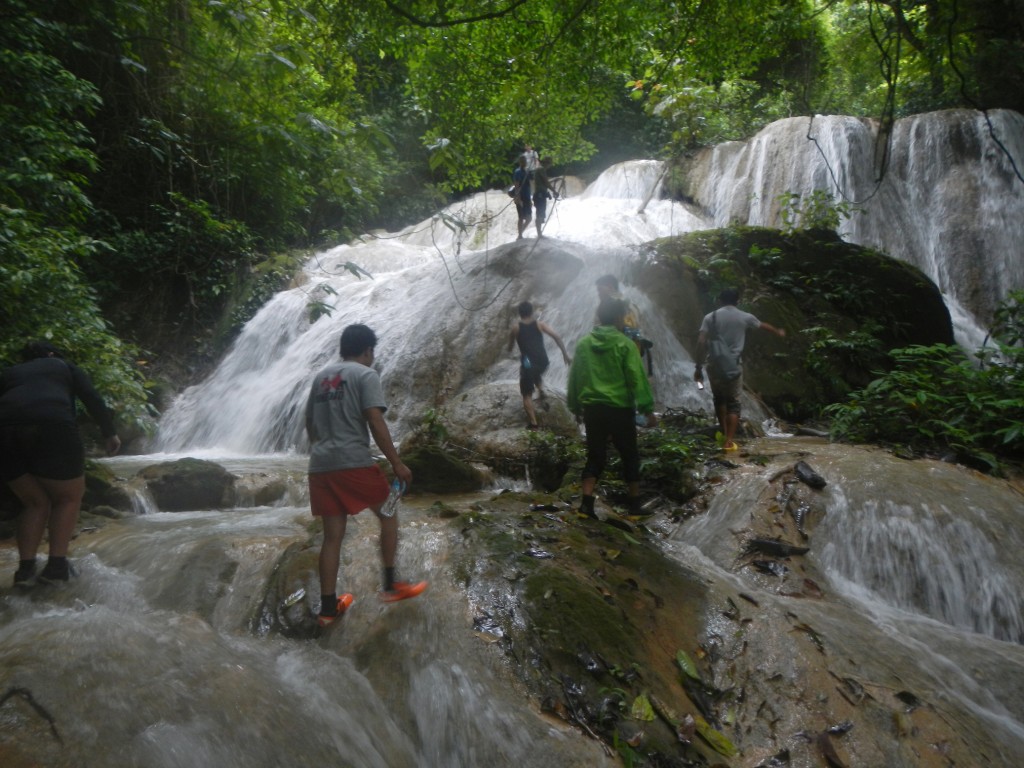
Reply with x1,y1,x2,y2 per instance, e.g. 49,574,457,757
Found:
596,297,627,326
340,324,377,358
595,274,619,291
517,301,533,318
21,340,62,361
718,288,740,306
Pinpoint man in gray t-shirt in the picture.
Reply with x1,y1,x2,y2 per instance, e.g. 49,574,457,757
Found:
694,288,785,451
307,359,388,473
305,324,425,627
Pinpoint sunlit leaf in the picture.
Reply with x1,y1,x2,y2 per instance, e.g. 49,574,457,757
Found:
630,693,656,721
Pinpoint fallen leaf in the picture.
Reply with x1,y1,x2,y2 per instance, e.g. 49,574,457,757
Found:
631,692,656,721
676,650,701,680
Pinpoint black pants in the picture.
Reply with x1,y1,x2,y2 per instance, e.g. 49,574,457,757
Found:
581,404,640,483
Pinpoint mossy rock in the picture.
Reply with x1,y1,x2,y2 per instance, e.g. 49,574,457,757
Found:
83,459,133,512
451,497,713,762
636,226,953,420
400,444,488,493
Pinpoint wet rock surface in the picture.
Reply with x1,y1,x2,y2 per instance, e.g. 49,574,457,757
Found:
433,440,1016,767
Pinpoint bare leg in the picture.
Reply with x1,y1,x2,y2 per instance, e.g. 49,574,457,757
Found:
318,514,347,595
8,474,50,561
372,503,398,569
522,394,539,426
723,412,740,449
581,476,597,496
36,476,85,558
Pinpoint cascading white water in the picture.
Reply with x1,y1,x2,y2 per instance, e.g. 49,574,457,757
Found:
157,109,1023,456
156,161,712,454
687,109,1024,348
671,439,1024,757
819,491,1024,642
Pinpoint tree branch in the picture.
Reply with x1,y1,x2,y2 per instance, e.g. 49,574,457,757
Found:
382,0,533,28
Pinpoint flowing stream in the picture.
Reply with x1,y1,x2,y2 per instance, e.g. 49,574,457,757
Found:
2,110,1023,766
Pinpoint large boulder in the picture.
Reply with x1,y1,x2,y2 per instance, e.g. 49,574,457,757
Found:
137,457,238,511
402,381,580,491
400,445,491,494
635,226,953,420
83,459,134,512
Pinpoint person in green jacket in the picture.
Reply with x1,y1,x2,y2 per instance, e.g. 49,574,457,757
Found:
567,297,657,517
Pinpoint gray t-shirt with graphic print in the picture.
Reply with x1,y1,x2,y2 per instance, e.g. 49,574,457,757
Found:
306,360,388,473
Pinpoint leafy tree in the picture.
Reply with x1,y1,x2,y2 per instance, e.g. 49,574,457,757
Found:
1,1,150,426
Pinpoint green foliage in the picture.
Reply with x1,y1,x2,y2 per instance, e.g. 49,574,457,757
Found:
86,194,258,326
626,0,823,150
636,428,709,500
814,0,1024,116
802,324,887,400
0,213,153,429
0,2,151,429
778,190,857,234
420,408,450,445
826,295,1024,468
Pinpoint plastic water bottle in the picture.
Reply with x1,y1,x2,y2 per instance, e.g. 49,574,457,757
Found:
381,480,405,518
523,355,531,369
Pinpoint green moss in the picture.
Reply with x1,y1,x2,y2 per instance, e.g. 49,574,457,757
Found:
524,566,639,664
638,225,952,420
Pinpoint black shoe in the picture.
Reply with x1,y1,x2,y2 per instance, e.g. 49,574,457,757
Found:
13,560,37,588
38,558,71,584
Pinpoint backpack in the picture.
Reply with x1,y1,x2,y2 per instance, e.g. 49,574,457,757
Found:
708,310,741,381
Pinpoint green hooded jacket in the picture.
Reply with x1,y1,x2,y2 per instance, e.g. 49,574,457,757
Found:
567,325,654,414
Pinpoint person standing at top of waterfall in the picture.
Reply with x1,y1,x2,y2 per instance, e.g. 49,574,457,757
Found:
508,301,571,430
305,324,426,627
532,157,555,238
512,154,533,240
523,144,539,172
1,340,121,587
568,297,656,518
694,288,785,452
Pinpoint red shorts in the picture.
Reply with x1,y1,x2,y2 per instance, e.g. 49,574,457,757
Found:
309,465,389,517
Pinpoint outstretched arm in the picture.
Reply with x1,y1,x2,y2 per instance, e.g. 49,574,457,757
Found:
539,321,571,364
759,322,786,338
508,324,518,353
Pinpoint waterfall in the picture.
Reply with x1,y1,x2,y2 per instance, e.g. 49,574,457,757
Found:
156,109,1023,455
686,109,1024,346
155,162,712,454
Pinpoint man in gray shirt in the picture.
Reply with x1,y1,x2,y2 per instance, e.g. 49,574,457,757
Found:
306,324,425,627
694,288,785,451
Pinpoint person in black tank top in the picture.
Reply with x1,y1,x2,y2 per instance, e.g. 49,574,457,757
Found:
507,301,572,429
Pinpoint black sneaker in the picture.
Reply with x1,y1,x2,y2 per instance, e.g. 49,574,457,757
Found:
13,561,37,588
38,558,71,584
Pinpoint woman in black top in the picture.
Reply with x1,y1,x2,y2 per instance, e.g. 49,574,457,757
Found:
0,341,121,585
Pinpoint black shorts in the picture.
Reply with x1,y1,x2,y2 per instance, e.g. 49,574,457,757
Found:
516,196,533,220
0,422,85,482
519,359,549,396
